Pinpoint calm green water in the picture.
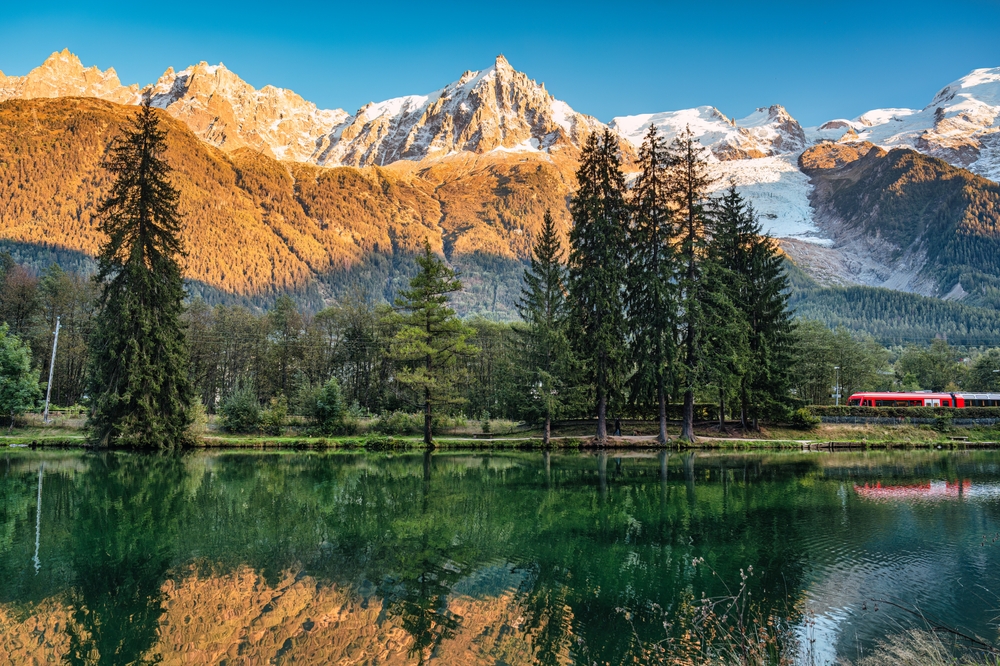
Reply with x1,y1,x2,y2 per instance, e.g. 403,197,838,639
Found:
2,448,1000,664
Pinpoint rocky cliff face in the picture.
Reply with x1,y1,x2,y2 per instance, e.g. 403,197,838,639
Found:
610,104,807,160
0,49,138,104
319,55,604,167
148,63,349,162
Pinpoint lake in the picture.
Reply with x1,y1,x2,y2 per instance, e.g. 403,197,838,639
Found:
2,448,999,664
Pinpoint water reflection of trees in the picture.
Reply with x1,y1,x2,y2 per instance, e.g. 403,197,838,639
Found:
5,450,1000,663
64,453,187,665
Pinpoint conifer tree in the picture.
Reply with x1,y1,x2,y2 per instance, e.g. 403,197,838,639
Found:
667,127,715,442
392,240,478,445
518,210,578,445
87,98,193,447
711,186,792,428
702,189,749,428
568,129,629,441
626,125,677,443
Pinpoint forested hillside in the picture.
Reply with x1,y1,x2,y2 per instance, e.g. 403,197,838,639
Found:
789,284,1000,346
0,97,574,315
802,142,1000,306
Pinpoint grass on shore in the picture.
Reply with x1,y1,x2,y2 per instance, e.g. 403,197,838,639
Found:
6,419,1000,450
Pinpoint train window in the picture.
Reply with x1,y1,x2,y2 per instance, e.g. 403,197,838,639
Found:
943,400,951,407
848,399,860,406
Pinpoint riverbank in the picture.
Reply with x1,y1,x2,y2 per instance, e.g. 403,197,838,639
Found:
6,420,1000,450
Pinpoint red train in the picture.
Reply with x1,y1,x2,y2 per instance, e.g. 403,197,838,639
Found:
847,392,1000,407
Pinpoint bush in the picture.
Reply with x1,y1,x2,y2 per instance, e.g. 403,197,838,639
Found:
260,396,288,436
187,401,209,436
790,407,821,430
362,433,395,450
219,386,261,434
372,411,423,435
480,410,491,434
810,405,1000,419
312,378,347,435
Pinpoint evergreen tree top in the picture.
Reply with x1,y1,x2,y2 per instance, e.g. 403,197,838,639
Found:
97,97,184,281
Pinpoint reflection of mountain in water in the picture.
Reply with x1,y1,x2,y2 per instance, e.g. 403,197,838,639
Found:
1,564,550,665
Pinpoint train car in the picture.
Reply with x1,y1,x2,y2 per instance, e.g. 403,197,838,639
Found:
955,393,1000,407
847,392,1000,407
847,392,956,407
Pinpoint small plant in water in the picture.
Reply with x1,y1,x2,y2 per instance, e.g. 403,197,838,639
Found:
614,559,799,665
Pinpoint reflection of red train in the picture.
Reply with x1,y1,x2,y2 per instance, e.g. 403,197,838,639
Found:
847,392,1000,407
854,480,971,501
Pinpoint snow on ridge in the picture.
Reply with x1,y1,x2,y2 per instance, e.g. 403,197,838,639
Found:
808,66,1000,182
611,105,805,161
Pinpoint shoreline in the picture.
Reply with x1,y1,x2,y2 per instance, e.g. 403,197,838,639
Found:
5,433,1000,452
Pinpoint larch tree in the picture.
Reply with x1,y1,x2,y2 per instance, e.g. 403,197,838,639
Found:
568,129,629,442
519,209,579,445
87,97,193,448
667,127,715,442
626,125,677,444
392,240,478,445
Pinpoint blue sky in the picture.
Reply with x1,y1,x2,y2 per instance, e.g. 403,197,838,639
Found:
2,0,999,126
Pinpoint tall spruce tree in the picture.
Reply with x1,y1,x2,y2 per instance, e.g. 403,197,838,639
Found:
626,125,677,443
518,210,578,445
710,185,792,428
568,129,629,441
392,240,478,445
88,98,192,447
667,127,715,442
703,187,749,428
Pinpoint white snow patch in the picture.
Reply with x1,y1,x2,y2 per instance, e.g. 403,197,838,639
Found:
709,153,831,245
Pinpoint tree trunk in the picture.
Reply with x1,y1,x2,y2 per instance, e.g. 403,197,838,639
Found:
740,381,749,430
718,386,725,430
423,387,432,446
543,415,551,446
596,386,607,442
680,388,696,442
657,381,668,445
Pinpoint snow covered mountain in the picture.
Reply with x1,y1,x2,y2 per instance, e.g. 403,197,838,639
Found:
611,105,807,160
319,55,605,167
812,67,1000,182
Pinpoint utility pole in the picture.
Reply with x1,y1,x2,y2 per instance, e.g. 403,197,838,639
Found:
834,365,841,406
42,316,60,424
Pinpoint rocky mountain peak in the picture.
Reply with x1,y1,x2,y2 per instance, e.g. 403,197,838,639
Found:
316,55,604,167
147,61,348,162
0,48,138,104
